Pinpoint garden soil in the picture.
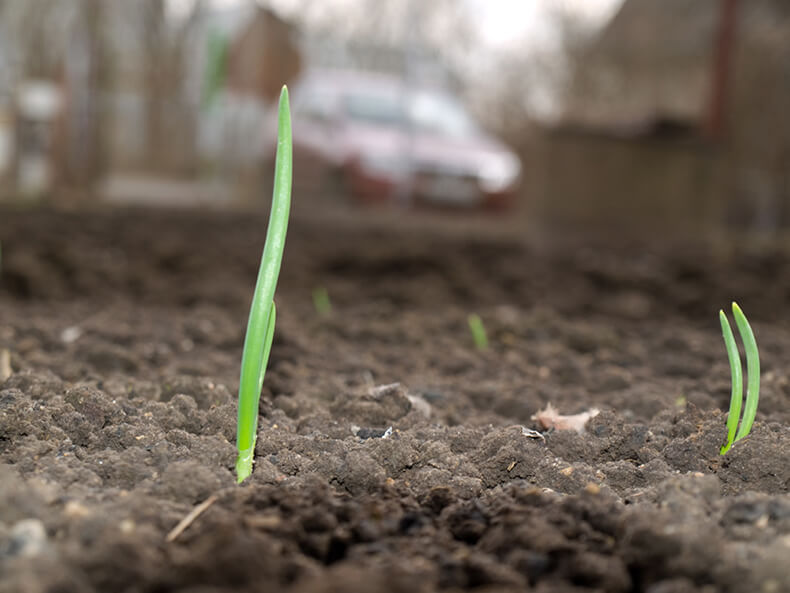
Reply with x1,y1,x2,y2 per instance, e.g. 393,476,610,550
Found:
0,205,789,593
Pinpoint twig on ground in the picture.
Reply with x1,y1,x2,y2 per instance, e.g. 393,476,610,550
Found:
166,494,218,542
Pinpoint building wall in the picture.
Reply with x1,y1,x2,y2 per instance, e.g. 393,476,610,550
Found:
533,129,726,233
547,0,790,232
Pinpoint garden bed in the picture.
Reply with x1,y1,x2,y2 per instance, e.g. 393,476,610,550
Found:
1,206,789,592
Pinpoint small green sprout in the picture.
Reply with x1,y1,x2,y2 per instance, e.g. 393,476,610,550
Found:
467,313,489,351
312,286,332,316
719,302,760,455
236,86,292,483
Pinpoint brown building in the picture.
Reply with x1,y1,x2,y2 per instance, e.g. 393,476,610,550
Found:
225,6,302,104
536,0,790,232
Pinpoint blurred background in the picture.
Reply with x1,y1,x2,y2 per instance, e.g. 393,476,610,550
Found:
0,0,788,234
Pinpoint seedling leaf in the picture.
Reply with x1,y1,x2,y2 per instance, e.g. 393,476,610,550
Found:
468,313,489,351
719,302,760,455
719,310,742,454
312,287,332,315
236,86,292,483
732,302,759,443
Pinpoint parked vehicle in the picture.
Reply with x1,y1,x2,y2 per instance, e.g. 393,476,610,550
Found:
265,70,521,210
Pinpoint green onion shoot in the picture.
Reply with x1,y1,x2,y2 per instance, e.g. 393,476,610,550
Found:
312,286,332,316
467,313,489,351
719,302,760,455
236,86,292,483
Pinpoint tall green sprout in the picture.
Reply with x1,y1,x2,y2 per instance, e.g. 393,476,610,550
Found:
236,86,292,483
719,302,760,455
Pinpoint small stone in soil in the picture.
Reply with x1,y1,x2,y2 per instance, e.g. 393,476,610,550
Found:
2,519,48,558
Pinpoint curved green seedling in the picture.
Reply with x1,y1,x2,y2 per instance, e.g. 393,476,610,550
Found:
719,310,742,454
732,303,759,443
719,302,760,454
236,86,292,483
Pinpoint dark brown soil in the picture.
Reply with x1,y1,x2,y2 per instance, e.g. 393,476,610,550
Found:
0,205,788,593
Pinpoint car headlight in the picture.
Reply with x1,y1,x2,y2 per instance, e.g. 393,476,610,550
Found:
478,154,520,192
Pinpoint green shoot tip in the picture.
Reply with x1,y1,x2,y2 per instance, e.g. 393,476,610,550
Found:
312,287,332,316
467,314,489,351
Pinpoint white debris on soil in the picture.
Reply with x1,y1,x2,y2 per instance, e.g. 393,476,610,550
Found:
520,426,546,441
381,426,393,439
532,403,600,433
369,382,401,398
0,348,11,381
406,394,432,418
60,326,83,343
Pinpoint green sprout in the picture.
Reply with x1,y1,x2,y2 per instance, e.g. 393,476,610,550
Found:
467,313,489,351
312,286,332,316
236,86,292,483
719,302,760,455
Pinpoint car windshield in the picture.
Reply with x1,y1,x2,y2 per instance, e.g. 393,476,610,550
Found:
294,90,335,122
408,91,479,139
341,84,480,138
344,91,407,127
